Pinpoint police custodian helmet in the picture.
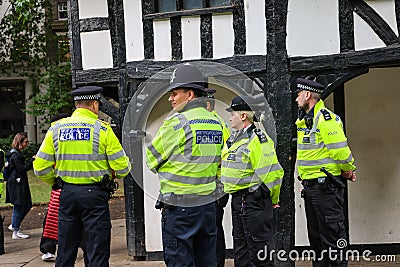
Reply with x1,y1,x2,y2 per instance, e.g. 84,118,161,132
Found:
71,86,103,105
167,64,208,92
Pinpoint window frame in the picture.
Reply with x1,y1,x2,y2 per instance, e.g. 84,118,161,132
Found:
145,0,235,20
57,2,68,21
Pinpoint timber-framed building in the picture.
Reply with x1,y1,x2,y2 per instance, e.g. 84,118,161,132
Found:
68,0,400,264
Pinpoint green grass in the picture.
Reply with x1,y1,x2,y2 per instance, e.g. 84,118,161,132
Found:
1,171,125,207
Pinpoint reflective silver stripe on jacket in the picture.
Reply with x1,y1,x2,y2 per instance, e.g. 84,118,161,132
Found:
158,172,216,185
114,166,131,176
34,166,54,176
147,143,165,166
170,154,221,164
176,113,193,159
298,139,348,150
107,149,126,161
255,163,283,176
36,151,55,162
221,174,259,185
55,169,109,178
57,154,107,161
297,154,353,166
221,160,252,170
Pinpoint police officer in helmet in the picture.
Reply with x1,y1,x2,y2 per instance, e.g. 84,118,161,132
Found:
221,96,284,266
295,77,356,267
34,86,131,267
146,63,223,266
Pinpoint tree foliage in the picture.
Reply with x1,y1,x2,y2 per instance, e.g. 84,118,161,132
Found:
0,0,73,126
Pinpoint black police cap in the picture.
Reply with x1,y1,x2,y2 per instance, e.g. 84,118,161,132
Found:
226,96,257,112
296,78,325,94
204,88,216,99
167,64,207,92
71,86,103,102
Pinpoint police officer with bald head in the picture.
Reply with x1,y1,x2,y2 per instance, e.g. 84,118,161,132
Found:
34,86,131,267
295,77,356,267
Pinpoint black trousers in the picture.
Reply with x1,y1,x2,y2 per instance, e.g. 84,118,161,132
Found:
162,202,217,267
56,183,110,267
303,183,348,267
231,190,275,267
216,194,229,267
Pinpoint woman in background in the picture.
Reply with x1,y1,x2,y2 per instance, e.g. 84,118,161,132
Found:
6,132,35,239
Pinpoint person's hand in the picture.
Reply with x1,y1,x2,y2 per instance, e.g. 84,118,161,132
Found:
16,178,21,183
342,170,356,182
272,203,280,209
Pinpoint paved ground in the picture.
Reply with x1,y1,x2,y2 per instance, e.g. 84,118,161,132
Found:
1,219,399,266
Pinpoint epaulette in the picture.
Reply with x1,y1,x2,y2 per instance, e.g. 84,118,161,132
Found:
97,119,110,125
320,109,332,120
254,129,268,143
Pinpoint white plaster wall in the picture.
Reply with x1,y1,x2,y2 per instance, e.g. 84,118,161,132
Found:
80,31,113,70
124,0,144,61
244,0,266,55
153,19,172,61
212,13,234,59
182,16,201,60
345,68,400,244
144,86,236,251
287,0,340,57
353,0,397,51
78,0,108,19
0,1,10,18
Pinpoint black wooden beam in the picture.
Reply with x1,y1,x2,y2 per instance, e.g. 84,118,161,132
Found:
68,0,82,87
233,0,246,55
339,0,355,52
395,0,400,43
79,17,110,32
354,0,398,46
289,44,400,72
266,0,294,266
107,0,118,68
142,0,155,59
144,6,236,20
74,55,266,84
200,14,213,58
170,17,182,60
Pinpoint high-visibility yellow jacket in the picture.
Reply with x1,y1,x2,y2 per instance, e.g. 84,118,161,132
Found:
296,100,356,180
211,110,230,145
210,110,230,179
0,149,4,196
221,124,284,204
33,108,131,185
146,100,223,195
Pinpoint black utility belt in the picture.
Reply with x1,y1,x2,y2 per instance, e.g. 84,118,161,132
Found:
62,181,101,186
230,184,269,199
301,176,342,187
155,192,215,209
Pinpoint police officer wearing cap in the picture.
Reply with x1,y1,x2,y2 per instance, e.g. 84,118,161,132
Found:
295,77,356,267
33,86,131,267
204,88,230,267
221,96,284,267
146,64,223,266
